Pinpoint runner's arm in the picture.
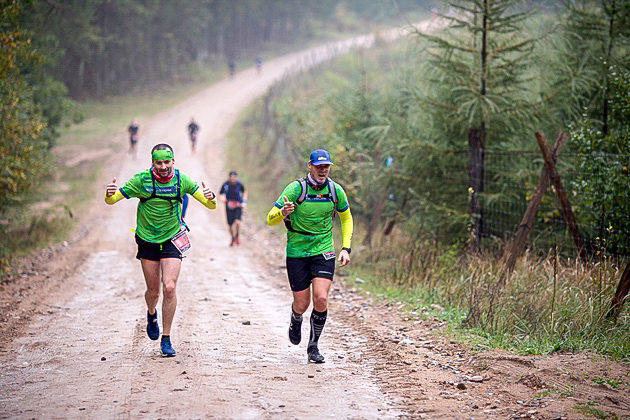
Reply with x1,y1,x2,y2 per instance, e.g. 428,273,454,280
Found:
267,205,283,225
192,188,217,209
104,190,125,205
338,208,353,249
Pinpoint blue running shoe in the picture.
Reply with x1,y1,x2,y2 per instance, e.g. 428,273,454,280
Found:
160,335,176,357
147,309,159,340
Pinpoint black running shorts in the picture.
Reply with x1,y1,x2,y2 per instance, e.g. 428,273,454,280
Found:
135,234,182,261
286,253,335,292
226,207,242,225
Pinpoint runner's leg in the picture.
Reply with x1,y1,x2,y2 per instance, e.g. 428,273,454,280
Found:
292,288,311,314
233,219,241,244
140,259,161,314
308,277,331,362
160,258,181,336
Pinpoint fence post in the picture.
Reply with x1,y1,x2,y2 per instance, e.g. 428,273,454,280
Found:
501,131,568,276
535,132,587,261
607,259,630,322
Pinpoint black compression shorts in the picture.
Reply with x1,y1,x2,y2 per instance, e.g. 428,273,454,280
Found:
135,234,182,261
286,253,335,292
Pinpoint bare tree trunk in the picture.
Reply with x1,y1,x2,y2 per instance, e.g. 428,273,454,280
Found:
467,127,485,253
602,0,617,136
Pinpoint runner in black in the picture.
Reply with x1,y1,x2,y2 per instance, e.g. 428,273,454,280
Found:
219,170,247,246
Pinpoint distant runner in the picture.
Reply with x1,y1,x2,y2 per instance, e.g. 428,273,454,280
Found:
255,56,263,74
267,149,353,363
187,117,200,153
219,170,247,246
104,143,217,357
128,119,139,159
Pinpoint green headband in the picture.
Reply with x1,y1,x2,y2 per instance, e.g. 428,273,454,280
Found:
152,149,174,161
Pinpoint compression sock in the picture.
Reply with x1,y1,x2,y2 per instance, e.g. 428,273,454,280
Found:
289,308,303,345
307,309,327,349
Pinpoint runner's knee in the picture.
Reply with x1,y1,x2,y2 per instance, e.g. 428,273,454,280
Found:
313,295,328,310
163,283,176,299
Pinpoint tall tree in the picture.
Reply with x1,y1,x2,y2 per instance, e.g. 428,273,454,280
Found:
413,0,538,251
0,0,50,213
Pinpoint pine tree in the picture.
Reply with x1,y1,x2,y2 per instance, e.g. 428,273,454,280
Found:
413,0,539,251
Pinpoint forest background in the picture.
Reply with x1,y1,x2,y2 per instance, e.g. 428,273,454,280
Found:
1,0,629,360
226,0,630,359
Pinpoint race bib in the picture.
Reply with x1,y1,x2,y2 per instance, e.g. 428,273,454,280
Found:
227,200,241,209
322,251,336,260
171,229,191,254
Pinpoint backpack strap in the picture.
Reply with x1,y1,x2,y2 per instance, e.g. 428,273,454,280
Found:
327,178,337,205
295,178,308,205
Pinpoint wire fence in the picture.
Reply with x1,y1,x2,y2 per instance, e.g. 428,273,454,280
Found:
479,150,630,260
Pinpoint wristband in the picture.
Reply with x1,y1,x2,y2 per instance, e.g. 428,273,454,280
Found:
342,247,351,254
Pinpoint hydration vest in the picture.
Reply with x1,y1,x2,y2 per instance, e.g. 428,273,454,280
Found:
139,169,183,204
284,177,338,236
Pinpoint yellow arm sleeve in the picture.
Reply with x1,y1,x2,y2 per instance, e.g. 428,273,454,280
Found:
104,190,124,205
267,206,284,226
192,188,217,209
338,208,353,249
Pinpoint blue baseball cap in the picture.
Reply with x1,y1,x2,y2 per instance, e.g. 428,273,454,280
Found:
309,149,334,166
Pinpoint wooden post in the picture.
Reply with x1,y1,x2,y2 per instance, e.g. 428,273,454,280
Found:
535,131,587,261
607,259,630,322
501,132,568,276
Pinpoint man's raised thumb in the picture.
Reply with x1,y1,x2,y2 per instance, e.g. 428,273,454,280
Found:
202,181,206,188
283,195,290,203
112,177,117,184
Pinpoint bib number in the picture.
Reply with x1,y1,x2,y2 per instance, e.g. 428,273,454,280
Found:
322,251,336,260
171,229,191,254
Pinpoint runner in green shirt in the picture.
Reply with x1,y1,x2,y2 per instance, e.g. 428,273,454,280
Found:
105,143,217,357
267,149,353,363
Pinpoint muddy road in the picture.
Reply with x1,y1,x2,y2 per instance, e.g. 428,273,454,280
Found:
2,20,629,420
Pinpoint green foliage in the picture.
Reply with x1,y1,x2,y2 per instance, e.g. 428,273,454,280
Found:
414,0,539,142
0,1,51,212
570,66,630,256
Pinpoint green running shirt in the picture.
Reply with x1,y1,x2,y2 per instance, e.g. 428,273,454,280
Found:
274,179,349,258
120,170,199,243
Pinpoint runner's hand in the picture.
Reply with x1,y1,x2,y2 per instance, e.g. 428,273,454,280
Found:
281,195,294,217
105,177,118,197
201,181,215,200
338,249,350,267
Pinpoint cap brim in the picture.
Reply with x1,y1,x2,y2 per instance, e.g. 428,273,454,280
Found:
311,161,333,166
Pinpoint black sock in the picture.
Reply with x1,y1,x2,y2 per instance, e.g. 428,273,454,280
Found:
308,309,327,348
291,308,303,322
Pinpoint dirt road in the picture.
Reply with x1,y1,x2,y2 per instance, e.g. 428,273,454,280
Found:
1,21,629,420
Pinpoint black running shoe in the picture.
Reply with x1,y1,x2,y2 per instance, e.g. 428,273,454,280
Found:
307,346,325,363
288,313,302,345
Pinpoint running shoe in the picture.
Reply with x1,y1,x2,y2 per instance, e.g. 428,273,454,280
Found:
289,312,302,345
230,237,235,247
307,346,325,363
160,335,176,357
146,309,159,340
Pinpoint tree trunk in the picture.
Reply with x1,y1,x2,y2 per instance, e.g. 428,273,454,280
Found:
467,126,485,252
602,0,617,136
